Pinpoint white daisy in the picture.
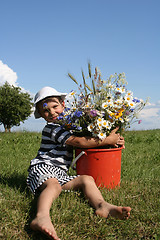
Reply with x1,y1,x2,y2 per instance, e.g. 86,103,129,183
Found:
97,122,102,129
128,101,136,108
119,117,124,123
102,102,108,109
106,98,113,107
124,94,133,102
115,87,123,94
102,120,111,129
87,124,94,132
98,132,106,140
126,91,133,97
97,118,103,129
114,98,123,108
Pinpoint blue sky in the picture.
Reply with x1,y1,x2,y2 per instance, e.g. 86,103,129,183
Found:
0,0,160,132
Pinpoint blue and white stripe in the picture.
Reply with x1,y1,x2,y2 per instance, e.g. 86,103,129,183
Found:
30,123,73,172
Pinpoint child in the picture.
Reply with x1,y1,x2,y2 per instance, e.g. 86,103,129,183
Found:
27,86,131,240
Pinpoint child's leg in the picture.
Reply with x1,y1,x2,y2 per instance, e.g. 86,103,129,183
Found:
30,178,62,240
62,175,131,220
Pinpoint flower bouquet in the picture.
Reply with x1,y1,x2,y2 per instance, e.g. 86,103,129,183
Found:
58,63,147,140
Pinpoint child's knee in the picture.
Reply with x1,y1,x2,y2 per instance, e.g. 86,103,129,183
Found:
80,175,95,185
39,178,62,193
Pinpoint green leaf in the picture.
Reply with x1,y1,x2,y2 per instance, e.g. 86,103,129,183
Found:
92,79,96,95
68,73,78,85
0,82,33,131
85,84,93,92
81,70,87,95
88,62,92,78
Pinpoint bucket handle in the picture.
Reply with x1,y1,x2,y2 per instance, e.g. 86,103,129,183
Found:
71,151,86,170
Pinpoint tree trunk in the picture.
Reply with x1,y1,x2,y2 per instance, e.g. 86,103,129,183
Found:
4,124,11,132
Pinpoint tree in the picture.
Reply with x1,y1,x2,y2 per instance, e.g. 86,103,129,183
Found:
0,82,33,132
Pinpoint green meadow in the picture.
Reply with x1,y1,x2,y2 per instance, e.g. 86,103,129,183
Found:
0,130,160,239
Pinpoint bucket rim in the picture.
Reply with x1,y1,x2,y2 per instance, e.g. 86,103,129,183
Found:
75,147,123,152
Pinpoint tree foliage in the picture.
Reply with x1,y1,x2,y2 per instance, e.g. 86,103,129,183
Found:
0,82,33,132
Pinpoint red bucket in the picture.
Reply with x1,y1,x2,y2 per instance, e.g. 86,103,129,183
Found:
75,147,122,189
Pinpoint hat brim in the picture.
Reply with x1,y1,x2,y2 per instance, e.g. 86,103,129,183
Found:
34,92,67,105
34,108,41,119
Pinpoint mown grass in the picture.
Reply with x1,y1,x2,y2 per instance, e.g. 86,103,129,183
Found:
0,130,160,239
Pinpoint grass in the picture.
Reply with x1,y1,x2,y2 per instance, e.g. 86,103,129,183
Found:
0,129,160,239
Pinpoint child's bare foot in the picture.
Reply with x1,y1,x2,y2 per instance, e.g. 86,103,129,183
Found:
108,206,131,219
30,214,61,240
95,202,131,220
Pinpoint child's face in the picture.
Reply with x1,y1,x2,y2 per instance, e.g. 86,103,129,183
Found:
37,97,65,123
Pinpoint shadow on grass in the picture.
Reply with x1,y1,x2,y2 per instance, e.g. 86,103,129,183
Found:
0,173,29,193
24,190,87,240
0,173,87,239
24,196,51,240
0,173,50,239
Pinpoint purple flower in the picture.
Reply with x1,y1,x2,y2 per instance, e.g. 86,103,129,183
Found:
57,113,64,120
90,110,97,117
133,98,140,103
125,110,130,116
75,111,83,118
65,107,71,111
77,126,82,130
43,103,51,113
138,120,142,124
43,103,48,109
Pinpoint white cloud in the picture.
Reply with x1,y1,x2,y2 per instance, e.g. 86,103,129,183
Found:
140,107,160,118
130,102,160,130
0,60,18,86
0,60,34,98
156,100,160,106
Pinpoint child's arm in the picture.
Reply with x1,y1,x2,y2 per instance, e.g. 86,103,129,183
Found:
66,127,125,148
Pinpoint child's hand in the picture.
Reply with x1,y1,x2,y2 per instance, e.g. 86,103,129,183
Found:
104,127,125,148
117,135,125,149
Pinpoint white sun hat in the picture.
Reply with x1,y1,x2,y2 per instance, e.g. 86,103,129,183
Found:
34,86,67,119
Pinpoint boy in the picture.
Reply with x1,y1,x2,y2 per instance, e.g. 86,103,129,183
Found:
27,86,131,240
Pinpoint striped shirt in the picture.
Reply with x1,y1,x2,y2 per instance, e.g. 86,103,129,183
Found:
30,123,73,172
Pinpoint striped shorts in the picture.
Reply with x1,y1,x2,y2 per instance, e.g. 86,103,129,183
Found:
27,163,78,195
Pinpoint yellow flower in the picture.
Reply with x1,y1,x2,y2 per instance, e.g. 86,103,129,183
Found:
85,104,90,108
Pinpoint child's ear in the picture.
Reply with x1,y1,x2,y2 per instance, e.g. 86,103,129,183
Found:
62,101,65,108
